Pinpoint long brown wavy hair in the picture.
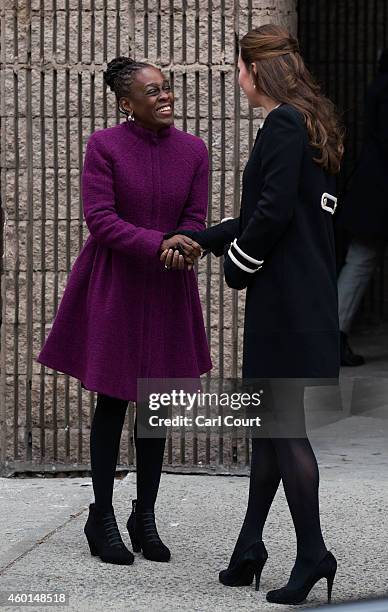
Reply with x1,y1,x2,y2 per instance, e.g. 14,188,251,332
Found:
239,24,344,174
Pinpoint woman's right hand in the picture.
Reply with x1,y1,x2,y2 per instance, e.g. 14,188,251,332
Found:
163,219,240,258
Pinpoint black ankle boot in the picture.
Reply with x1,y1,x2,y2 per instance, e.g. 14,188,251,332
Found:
340,331,365,366
219,541,268,590
127,499,171,562
84,503,134,565
266,551,337,604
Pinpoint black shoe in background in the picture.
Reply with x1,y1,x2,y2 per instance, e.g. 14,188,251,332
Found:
340,331,365,366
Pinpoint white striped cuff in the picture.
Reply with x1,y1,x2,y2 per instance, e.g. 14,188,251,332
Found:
227,246,263,274
221,216,235,223
232,239,264,266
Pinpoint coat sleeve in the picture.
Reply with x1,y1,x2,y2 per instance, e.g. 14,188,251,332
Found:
224,109,305,290
175,141,209,232
163,218,240,256
81,135,164,260
196,217,240,256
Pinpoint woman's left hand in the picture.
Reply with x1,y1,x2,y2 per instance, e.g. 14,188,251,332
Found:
160,247,186,270
160,235,202,270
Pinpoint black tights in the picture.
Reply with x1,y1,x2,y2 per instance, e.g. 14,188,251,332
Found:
234,436,327,588
90,392,166,513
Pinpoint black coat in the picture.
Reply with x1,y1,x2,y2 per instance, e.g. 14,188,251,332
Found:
336,72,388,240
166,104,340,379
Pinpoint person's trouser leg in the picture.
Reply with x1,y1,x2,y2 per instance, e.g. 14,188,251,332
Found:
338,237,383,333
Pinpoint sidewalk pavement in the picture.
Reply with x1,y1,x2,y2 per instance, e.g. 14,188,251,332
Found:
0,326,387,612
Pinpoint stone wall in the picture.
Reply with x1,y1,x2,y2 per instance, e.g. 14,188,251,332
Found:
0,0,297,472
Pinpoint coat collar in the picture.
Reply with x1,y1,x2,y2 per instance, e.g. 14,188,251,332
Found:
125,119,173,143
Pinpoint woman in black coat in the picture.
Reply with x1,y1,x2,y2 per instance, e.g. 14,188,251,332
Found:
164,24,344,605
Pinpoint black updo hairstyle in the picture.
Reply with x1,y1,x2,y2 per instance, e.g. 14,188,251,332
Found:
103,56,151,116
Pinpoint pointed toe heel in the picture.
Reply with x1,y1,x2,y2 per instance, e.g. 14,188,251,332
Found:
266,551,337,605
219,541,268,590
255,566,263,591
327,569,336,604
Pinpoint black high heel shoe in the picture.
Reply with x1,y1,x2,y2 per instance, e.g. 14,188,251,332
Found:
84,503,134,565
266,551,337,605
126,499,171,562
219,541,268,590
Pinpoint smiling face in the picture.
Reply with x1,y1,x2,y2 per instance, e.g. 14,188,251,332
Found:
119,66,174,131
237,53,260,107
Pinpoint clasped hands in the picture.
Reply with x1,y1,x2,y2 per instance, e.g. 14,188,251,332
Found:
159,235,203,271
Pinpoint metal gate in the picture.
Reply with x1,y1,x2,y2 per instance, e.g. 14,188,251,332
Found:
0,1,297,476
298,0,388,322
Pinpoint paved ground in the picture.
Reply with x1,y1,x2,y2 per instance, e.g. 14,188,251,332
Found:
0,325,387,612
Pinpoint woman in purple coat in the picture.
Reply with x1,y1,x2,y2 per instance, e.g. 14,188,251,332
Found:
36,57,211,565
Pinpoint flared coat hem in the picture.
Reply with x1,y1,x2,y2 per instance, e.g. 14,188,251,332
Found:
36,353,212,403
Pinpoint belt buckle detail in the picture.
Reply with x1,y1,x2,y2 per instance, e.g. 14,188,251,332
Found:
321,192,337,214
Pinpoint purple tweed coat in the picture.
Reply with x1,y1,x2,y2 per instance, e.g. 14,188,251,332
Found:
36,120,212,401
